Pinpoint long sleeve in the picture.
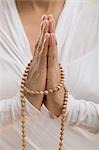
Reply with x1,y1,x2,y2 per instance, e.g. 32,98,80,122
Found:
66,93,99,134
0,93,40,132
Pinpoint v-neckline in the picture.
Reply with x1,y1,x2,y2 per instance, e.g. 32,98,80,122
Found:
10,0,68,60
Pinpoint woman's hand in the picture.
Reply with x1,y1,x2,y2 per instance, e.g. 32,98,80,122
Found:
25,18,49,110
44,16,65,117
24,15,65,115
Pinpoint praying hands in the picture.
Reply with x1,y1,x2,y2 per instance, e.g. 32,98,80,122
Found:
24,15,66,117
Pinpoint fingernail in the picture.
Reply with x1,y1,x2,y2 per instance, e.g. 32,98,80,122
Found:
41,15,47,20
48,14,54,21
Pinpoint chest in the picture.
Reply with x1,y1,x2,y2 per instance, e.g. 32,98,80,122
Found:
0,43,99,103
18,12,42,56
1,1,99,102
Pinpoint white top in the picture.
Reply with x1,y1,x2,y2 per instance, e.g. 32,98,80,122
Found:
0,0,99,150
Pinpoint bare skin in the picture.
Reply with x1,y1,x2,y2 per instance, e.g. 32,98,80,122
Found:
16,0,65,117
16,0,65,55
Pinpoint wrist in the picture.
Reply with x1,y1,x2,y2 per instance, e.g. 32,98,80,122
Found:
25,92,43,110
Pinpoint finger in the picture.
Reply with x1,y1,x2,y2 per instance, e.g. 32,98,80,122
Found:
34,15,49,54
34,21,44,57
40,33,50,58
47,14,55,33
39,19,49,48
33,32,49,74
48,33,58,67
39,20,49,51
31,33,49,75
34,19,49,58
47,14,54,21
47,33,60,90
49,19,55,33
48,15,55,33
43,20,49,34
36,21,45,51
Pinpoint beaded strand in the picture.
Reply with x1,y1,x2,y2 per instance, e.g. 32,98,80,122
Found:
23,64,64,96
20,59,68,150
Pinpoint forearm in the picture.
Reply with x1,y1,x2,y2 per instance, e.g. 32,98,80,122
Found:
0,93,40,132
66,93,99,133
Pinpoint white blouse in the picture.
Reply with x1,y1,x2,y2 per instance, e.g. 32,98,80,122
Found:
0,0,99,150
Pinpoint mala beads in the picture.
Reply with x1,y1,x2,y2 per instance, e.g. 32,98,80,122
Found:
23,64,64,96
20,16,68,150
20,59,68,150
59,88,68,150
20,60,32,150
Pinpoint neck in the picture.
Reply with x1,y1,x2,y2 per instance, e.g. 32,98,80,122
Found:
16,0,65,14
32,0,63,12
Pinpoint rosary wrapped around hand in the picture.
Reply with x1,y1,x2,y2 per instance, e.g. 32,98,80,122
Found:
20,22,68,150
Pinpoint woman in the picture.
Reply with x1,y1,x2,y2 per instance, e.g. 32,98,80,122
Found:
0,0,99,149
